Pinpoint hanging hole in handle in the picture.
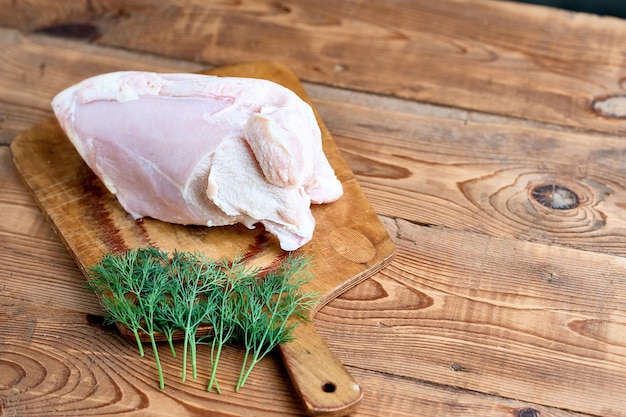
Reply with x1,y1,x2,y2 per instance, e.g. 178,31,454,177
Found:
321,382,337,393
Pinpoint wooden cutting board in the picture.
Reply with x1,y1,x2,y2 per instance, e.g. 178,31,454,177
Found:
10,61,395,417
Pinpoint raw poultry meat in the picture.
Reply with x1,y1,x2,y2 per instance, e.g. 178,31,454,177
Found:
51,71,343,250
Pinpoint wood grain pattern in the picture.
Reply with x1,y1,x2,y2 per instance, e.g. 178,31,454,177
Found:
318,222,626,417
3,1,626,416
1,149,592,417
3,0,626,134
1,301,307,417
316,98,626,256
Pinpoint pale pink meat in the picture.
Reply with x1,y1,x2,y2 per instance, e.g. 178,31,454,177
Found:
51,71,343,250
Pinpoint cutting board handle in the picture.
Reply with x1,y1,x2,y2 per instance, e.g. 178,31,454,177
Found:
279,320,362,417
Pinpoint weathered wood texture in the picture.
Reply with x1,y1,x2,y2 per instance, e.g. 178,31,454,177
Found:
3,141,603,417
3,0,626,134
3,1,626,416
319,98,626,256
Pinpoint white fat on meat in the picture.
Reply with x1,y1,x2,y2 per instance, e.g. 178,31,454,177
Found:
51,71,343,250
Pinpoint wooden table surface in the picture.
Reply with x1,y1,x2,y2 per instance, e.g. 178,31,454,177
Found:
2,1,626,416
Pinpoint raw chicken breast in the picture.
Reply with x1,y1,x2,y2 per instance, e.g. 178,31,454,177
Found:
51,71,343,250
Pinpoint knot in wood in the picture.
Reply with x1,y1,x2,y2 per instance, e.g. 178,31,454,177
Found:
36,23,101,42
592,95,626,119
531,184,578,210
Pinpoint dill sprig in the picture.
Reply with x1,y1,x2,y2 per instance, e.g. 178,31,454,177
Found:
86,247,171,388
234,254,317,391
136,266,169,390
85,247,317,391
202,256,254,393
164,251,220,382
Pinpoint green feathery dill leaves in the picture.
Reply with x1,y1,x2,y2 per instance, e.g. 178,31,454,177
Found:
234,253,317,391
85,247,317,392
203,255,254,393
86,247,171,388
161,251,219,382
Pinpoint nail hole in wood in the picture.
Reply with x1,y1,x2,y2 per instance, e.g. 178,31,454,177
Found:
321,382,337,393
515,407,541,417
449,363,467,372
531,184,578,210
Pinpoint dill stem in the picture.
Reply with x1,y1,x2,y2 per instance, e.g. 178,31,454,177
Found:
166,336,176,357
190,338,198,380
204,337,222,393
208,312,234,394
148,333,164,389
236,350,250,392
181,331,190,382
236,350,263,391
236,295,283,391
207,270,237,393
207,341,223,393
132,329,145,357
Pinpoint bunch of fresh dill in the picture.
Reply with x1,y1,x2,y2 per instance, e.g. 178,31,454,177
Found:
85,247,318,392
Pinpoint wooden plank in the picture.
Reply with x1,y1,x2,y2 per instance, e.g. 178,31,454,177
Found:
0,295,588,417
1,146,590,417
0,301,307,417
348,366,589,417
317,219,626,416
314,98,626,256
3,1,626,133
